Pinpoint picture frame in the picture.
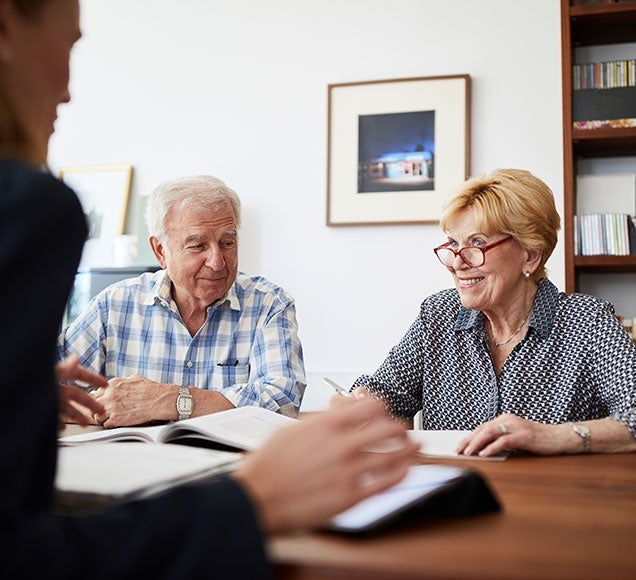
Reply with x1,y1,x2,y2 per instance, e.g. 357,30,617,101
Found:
327,75,470,226
59,164,133,268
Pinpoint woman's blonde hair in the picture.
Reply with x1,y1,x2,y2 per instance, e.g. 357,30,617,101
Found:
439,169,561,281
0,0,53,164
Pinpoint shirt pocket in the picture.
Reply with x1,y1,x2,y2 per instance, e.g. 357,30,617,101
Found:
218,361,250,387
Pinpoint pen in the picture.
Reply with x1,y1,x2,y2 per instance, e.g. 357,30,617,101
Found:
217,360,239,367
322,377,350,397
65,382,100,394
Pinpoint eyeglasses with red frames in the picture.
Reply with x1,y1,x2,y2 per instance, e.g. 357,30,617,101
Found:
433,236,513,267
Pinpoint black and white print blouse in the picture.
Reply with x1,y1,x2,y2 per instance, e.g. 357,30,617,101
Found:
354,278,636,436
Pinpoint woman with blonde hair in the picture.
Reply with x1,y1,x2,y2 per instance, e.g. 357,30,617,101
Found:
352,168,636,457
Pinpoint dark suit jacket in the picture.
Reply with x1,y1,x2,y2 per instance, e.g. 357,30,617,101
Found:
0,158,271,579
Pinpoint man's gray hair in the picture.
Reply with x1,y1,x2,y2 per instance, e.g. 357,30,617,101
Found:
145,175,241,241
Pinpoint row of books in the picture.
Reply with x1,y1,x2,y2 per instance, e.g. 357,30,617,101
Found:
573,60,636,91
573,118,636,129
574,213,636,256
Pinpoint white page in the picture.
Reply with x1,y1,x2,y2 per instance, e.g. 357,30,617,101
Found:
55,443,239,503
59,424,165,445
160,406,299,450
407,430,508,461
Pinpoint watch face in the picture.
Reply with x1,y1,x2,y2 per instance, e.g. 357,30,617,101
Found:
574,424,591,437
177,396,193,413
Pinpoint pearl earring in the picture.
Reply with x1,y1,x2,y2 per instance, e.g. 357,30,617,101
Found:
524,272,530,279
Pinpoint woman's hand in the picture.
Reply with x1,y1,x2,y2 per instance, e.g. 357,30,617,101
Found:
56,354,108,429
458,415,636,457
456,413,566,457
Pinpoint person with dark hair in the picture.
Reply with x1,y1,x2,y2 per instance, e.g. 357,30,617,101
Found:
0,1,416,577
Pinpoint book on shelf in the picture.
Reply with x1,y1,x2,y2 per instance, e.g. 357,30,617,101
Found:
575,213,634,256
55,443,240,509
575,173,636,256
59,405,299,451
573,118,636,129
573,59,636,91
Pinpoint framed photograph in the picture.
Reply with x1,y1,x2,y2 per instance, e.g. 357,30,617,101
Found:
59,164,133,268
327,75,470,226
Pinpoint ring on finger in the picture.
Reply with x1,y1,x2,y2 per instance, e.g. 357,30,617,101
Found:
497,423,509,435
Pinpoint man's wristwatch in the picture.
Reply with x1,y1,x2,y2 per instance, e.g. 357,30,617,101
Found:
176,386,194,421
570,422,591,453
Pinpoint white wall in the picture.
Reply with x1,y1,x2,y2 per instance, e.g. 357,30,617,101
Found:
49,0,564,379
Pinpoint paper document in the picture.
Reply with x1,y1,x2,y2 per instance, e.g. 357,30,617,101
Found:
55,443,240,508
407,430,508,461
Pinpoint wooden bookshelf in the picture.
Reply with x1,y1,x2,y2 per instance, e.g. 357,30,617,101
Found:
561,0,636,294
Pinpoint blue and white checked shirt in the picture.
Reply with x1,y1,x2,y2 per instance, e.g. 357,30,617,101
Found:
57,270,306,416
354,278,636,437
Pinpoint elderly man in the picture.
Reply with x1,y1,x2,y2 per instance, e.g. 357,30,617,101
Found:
58,175,306,427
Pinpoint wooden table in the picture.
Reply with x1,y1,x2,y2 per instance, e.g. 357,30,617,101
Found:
269,453,636,580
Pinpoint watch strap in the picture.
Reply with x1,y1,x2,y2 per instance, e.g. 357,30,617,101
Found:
570,422,591,454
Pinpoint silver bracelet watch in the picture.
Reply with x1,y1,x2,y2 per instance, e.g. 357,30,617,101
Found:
176,386,194,421
570,422,591,453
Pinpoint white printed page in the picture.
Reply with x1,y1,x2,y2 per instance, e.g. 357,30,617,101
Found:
160,406,299,450
59,424,165,445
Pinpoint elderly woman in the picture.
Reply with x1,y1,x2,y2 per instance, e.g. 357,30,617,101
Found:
353,168,636,457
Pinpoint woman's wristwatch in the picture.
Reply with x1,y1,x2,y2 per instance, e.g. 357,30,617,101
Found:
570,422,591,453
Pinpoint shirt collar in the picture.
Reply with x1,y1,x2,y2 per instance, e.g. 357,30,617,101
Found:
454,277,558,338
143,270,171,307
145,270,241,312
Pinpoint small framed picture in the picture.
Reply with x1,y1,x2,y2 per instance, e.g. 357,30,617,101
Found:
327,75,470,226
59,164,133,268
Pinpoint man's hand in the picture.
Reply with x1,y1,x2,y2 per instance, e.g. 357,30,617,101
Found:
92,374,175,428
233,396,419,534
56,354,108,429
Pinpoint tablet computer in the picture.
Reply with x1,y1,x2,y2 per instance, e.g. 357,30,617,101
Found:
327,464,500,535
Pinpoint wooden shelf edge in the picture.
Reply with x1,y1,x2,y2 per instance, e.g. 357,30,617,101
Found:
570,2,636,18
569,2,636,45
571,127,636,156
574,255,636,272
572,127,636,141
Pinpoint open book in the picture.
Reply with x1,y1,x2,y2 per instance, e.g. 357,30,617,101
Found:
55,443,240,509
407,430,508,461
59,406,299,452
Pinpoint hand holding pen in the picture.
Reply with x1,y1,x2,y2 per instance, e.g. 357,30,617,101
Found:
322,378,370,399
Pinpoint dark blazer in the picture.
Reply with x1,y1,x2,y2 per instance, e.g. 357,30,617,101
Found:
0,158,271,579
